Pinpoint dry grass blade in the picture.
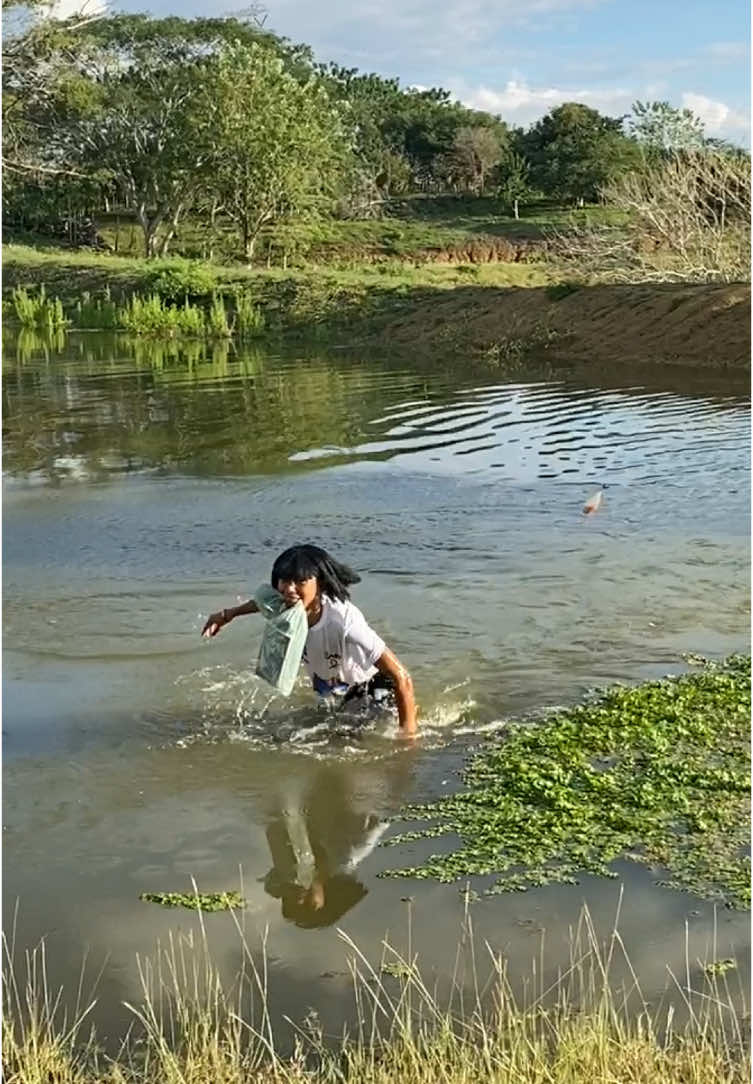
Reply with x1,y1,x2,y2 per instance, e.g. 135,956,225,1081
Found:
2,903,749,1084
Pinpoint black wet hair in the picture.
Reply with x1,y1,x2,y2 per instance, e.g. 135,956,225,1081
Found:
271,544,361,602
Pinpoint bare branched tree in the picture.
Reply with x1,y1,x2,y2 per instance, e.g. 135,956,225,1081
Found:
550,151,751,284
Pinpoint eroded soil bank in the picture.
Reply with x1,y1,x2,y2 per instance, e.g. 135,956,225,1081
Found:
365,282,751,370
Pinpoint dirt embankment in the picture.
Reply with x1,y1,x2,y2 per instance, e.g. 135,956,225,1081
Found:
3,249,749,370
310,236,544,265
370,282,751,370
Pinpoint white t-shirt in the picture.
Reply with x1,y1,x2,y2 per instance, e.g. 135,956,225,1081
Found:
302,596,385,696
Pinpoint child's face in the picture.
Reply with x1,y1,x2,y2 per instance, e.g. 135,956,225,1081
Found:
276,575,319,611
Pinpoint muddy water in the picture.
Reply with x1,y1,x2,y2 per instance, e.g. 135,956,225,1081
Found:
3,332,750,1045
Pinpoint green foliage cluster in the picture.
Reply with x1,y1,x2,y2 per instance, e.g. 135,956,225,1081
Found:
12,285,69,330
382,656,751,908
11,283,266,339
139,890,245,911
118,292,265,338
73,289,119,329
144,258,218,300
235,291,266,335
703,958,737,977
121,294,208,336
520,103,642,205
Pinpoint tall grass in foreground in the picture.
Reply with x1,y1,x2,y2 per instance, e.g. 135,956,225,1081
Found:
3,895,748,1083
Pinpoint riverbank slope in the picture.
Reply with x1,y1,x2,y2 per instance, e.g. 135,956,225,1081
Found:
3,245,749,370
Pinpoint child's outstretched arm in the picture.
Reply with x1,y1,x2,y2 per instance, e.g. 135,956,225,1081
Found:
201,599,259,637
375,648,417,737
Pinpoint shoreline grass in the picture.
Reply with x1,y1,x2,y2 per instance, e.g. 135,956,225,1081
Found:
3,243,749,370
9,283,266,341
3,897,749,1083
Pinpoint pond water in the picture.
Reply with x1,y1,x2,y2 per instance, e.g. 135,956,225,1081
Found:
3,330,750,1046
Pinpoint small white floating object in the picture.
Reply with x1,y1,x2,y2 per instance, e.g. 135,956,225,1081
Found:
583,487,606,515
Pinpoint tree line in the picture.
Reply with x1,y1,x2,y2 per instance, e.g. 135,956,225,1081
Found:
3,5,748,260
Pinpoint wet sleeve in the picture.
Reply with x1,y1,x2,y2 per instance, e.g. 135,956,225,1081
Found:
344,605,386,670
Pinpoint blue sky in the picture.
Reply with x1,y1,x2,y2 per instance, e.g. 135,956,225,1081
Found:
72,0,751,141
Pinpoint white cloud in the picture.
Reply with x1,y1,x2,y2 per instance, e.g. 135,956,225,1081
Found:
707,41,749,60
263,0,607,67
681,92,749,134
445,79,750,143
450,78,635,126
45,0,108,18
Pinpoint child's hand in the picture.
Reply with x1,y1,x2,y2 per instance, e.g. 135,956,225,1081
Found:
201,610,227,637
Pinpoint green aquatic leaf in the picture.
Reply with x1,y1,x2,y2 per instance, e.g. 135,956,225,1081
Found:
139,891,245,912
703,958,737,976
381,655,751,908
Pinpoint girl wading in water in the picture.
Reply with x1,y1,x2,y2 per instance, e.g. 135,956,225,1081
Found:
201,544,417,737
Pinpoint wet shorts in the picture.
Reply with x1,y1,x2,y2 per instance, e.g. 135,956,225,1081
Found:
341,672,396,707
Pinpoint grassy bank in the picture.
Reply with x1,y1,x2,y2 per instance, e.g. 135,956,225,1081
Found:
4,903,748,1084
22,198,625,265
3,243,750,369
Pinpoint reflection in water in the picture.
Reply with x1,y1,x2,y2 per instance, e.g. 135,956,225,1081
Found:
263,765,396,927
11,326,68,361
2,327,748,488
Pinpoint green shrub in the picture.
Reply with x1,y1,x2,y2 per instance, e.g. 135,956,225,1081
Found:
206,293,231,337
144,258,217,301
235,292,266,337
11,285,70,331
72,290,119,329
120,293,206,336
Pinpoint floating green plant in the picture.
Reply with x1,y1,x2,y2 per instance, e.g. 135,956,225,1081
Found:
382,655,750,908
139,891,245,911
703,958,737,977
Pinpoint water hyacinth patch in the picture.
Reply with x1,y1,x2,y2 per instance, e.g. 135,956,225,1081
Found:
382,656,750,908
139,891,245,911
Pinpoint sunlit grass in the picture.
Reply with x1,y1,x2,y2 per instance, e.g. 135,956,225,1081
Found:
88,201,628,263
2,896,748,1084
2,244,559,345
3,243,555,289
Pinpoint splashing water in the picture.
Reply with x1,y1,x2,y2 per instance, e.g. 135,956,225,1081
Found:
171,665,478,759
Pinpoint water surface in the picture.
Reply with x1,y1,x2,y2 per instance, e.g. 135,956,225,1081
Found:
3,332,749,1043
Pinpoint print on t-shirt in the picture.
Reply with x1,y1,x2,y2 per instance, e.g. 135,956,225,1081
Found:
301,596,385,697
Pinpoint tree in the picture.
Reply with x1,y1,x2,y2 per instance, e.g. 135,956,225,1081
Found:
552,150,750,283
2,9,302,253
497,151,534,218
72,12,306,257
75,59,205,257
319,66,510,196
199,43,351,261
2,0,106,180
447,125,505,195
521,102,640,205
629,100,706,156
